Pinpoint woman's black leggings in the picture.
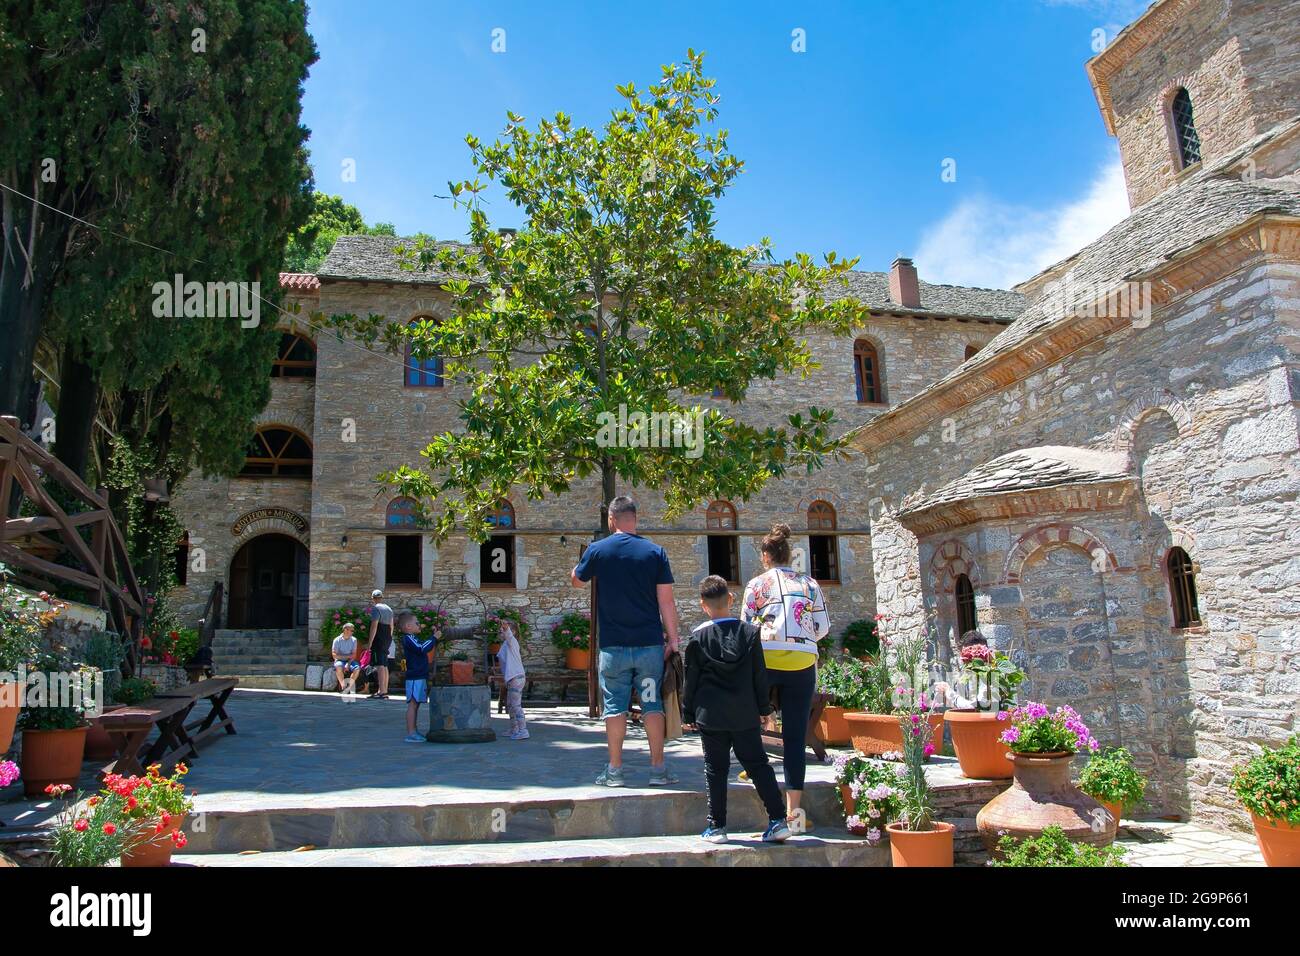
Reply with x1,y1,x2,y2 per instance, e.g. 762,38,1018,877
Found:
768,664,816,790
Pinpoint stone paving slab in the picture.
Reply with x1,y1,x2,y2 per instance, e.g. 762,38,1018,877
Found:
174,832,890,867
1119,821,1265,867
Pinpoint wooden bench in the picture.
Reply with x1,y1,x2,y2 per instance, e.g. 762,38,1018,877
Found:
95,696,198,777
491,669,588,711
93,678,239,777
157,677,238,751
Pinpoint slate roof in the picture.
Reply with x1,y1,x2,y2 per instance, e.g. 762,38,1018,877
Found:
899,446,1131,517
317,235,1025,321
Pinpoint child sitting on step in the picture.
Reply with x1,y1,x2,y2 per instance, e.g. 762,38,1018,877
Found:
497,619,528,739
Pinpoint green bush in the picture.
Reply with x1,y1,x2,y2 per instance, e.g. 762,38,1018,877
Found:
483,607,530,645
991,826,1128,867
550,612,590,651
1079,747,1147,812
817,655,878,710
840,618,879,658
112,677,157,706
320,604,374,651
1231,735,1300,826
172,627,201,667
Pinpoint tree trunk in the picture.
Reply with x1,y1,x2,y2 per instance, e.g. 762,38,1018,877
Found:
53,340,100,478
0,185,66,419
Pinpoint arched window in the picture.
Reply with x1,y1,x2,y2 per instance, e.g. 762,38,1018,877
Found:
853,339,884,404
239,427,312,478
955,573,978,635
271,333,316,378
386,497,419,528
1167,547,1201,628
964,344,980,362
807,500,839,583
705,500,739,583
480,500,516,588
404,316,444,388
1170,88,1202,169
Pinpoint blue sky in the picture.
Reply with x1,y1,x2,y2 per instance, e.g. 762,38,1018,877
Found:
301,0,1149,289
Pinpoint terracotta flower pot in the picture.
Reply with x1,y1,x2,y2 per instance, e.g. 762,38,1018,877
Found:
945,710,1013,779
122,814,186,868
817,706,852,746
886,821,955,867
1102,800,1124,825
20,726,88,798
488,642,502,657
565,648,590,671
0,680,20,754
1249,814,1300,867
976,751,1116,853
844,712,945,757
449,660,475,685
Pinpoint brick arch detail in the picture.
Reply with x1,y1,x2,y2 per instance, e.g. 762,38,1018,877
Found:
253,408,314,439
1147,526,1198,571
1002,522,1120,585
794,488,848,524
1156,77,1199,171
230,512,311,551
1113,387,1193,457
930,538,980,596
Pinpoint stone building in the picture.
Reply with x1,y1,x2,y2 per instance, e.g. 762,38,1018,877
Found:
850,0,1300,828
170,254,1014,679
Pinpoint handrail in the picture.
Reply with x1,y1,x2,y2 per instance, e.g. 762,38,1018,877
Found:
198,580,224,649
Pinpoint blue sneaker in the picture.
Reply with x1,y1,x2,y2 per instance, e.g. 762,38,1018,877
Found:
647,765,679,787
403,732,425,743
762,818,792,843
701,826,729,844
595,764,626,787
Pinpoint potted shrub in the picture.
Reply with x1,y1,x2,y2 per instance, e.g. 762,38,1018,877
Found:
1079,747,1147,825
832,751,900,845
483,608,529,658
44,783,150,868
885,703,954,867
943,643,1026,780
18,695,89,798
989,825,1128,868
816,654,870,745
843,630,943,756
108,764,195,867
0,571,62,753
1229,735,1300,867
976,702,1110,853
448,653,475,686
550,613,591,670
840,617,880,661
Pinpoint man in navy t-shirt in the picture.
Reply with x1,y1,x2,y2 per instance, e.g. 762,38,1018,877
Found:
572,495,680,788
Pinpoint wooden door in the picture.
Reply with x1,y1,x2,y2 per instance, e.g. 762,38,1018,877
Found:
228,543,251,628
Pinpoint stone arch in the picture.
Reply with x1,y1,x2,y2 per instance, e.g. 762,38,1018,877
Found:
1113,387,1192,460
794,488,848,524
1156,78,1201,172
1002,522,1120,585
1146,526,1198,573
230,509,311,550
253,407,314,438
929,537,980,596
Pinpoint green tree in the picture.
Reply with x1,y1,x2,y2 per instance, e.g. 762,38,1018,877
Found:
0,0,317,477
284,193,396,273
330,52,867,539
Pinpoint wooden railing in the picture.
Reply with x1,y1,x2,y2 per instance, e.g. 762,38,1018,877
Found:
198,580,224,649
0,414,146,672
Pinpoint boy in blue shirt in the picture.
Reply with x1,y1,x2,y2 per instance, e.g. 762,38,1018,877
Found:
398,611,436,742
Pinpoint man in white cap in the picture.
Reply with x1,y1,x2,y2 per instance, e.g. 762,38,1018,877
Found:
368,588,396,699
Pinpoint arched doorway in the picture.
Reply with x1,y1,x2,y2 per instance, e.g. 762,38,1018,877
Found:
228,533,309,629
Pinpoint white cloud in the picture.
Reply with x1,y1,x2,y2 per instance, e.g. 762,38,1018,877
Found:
914,155,1130,290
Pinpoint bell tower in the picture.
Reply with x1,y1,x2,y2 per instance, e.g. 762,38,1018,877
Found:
1086,0,1300,208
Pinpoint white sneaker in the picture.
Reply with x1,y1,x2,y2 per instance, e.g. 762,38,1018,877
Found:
510,728,530,740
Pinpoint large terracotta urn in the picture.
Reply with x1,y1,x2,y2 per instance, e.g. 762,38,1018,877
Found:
945,710,1013,779
977,751,1116,853
844,712,945,757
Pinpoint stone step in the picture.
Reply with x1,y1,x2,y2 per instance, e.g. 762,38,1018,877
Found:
213,654,305,666
212,637,309,648
221,675,304,691
211,663,305,675
175,832,889,867
181,779,845,854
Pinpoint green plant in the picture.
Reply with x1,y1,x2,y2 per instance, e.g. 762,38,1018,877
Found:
952,644,1026,711
990,825,1128,867
45,784,151,868
894,699,938,832
321,604,374,650
550,612,590,652
818,655,876,710
1000,702,1099,755
16,700,87,731
832,752,901,844
0,567,65,672
80,631,127,676
483,608,529,646
112,678,157,706
839,618,879,658
104,763,195,823
1079,747,1148,812
1230,735,1300,826
449,652,470,663
172,627,201,667
410,605,450,641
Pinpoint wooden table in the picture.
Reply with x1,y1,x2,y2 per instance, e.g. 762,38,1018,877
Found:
93,677,239,776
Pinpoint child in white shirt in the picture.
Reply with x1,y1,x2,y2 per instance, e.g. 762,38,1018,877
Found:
497,620,528,739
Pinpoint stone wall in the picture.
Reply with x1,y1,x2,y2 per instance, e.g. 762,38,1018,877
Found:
863,257,1300,830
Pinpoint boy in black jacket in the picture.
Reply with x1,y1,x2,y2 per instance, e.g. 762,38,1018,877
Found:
683,575,791,844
